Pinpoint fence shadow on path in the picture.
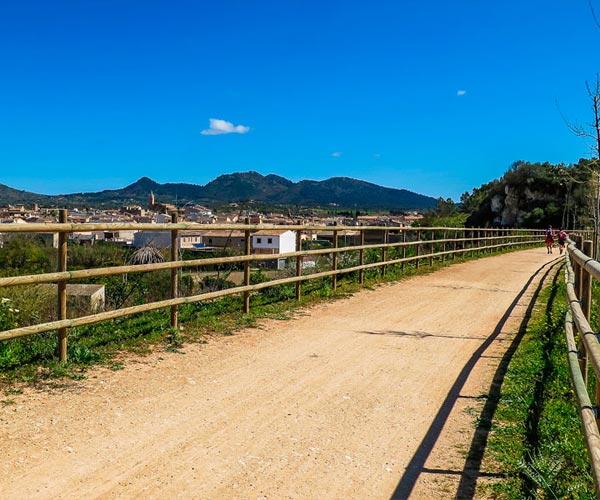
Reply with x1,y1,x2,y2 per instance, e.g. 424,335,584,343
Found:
389,256,564,500
360,330,492,341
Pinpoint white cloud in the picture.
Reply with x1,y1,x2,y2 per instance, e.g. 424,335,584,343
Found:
331,151,342,157
456,90,467,96
201,118,250,135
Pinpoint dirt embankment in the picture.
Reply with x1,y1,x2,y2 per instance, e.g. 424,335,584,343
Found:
1,248,558,499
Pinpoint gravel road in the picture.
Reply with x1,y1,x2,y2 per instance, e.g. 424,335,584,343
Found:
0,248,560,499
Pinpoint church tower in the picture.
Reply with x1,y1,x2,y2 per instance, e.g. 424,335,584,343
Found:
148,191,155,210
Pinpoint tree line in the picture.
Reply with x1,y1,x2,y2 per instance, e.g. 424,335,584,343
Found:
417,159,596,230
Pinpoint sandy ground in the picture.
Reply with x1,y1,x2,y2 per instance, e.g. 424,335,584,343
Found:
0,248,562,500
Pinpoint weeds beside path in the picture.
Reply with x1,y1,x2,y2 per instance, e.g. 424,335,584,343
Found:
477,263,595,499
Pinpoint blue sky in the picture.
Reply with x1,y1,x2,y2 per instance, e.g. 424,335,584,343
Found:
1,1,599,200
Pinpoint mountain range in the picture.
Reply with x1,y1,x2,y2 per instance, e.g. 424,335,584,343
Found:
0,171,437,210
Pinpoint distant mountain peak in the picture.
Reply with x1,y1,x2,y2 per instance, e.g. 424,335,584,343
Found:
133,176,159,187
0,171,437,210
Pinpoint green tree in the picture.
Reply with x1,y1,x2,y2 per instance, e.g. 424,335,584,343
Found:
0,236,54,275
415,197,468,227
463,161,594,229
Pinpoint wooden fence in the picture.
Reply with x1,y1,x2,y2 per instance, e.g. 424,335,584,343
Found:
0,215,544,361
565,236,600,496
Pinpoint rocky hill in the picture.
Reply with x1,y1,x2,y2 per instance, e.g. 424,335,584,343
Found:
0,171,437,210
463,160,593,228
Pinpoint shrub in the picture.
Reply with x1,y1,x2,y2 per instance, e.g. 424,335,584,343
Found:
0,297,19,330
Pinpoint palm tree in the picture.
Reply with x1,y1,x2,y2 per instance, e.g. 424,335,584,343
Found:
129,246,166,265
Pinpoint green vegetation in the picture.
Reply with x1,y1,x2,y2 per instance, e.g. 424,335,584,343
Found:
413,197,470,227
462,160,595,229
411,159,596,230
0,235,56,274
481,274,595,499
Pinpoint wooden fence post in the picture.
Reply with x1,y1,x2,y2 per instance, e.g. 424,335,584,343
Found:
170,212,179,329
467,229,472,257
573,243,581,302
463,228,476,257
244,218,251,313
479,228,483,255
453,229,458,260
576,235,584,300
401,230,406,271
578,332,588,386
359,230,365,284
381,227,388,277
582,241,593,321
332,229,338,291
442,229,446,263
415,229,420,270
295,229,302,300
428,230,433,266
57,209,68,362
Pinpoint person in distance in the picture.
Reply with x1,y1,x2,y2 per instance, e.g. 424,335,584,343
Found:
545,225,555,254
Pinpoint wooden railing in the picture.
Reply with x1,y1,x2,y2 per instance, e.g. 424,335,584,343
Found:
0,217,544,361
565,236,600,496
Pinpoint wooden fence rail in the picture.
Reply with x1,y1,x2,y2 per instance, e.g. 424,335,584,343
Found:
0,220,544,360
565,237,600,497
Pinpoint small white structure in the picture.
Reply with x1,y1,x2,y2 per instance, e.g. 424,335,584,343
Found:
179,231,206,249
252,230,296,254
40,284,105,313
67,284,106,312
251,230,297,269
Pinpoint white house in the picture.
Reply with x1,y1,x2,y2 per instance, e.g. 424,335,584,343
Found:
71,229,137,245
251,230,297,269
251,230,296,254
179,231,206,249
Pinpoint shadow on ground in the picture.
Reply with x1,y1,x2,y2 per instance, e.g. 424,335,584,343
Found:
360,330,490,341
389,256,563,500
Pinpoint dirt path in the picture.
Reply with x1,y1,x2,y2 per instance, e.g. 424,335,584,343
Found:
1,248,561,500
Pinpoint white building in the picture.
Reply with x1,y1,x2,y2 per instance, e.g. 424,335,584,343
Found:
72,229,137,245
251,230,296,254
251,230,297,269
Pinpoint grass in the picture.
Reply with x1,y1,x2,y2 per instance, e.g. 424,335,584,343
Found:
0,242,536,388
480,271,595,499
